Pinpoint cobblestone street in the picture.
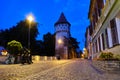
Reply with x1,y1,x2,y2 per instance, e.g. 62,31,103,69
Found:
0,59,120,80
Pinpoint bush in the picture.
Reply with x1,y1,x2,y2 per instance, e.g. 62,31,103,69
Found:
99,52,114,60
114,54,120,60
7,40,23,55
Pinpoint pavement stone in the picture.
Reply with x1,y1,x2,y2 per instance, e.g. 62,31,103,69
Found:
0,59,120,80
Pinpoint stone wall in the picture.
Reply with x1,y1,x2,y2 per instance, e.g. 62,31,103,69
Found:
92,60,120,73
0,56,7,63
32,56,57,61
104,45,120,55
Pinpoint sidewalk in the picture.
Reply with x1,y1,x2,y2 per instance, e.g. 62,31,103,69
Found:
91,60,120,74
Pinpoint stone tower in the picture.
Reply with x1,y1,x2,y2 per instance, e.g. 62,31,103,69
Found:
54,12,71,59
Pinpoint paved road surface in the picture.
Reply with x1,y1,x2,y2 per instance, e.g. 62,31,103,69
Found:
0,59,120,80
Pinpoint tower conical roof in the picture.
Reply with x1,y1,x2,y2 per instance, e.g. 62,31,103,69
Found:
54,12,71,26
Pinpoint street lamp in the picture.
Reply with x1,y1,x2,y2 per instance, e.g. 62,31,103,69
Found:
58,39,63,45
26,14,34,49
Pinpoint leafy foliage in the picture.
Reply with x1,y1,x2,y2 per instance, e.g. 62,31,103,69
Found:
7,40,23,55
0,20,39,53
68,37,80,58
99,52,114,60
0,19,80,57
43,32,55,56
114,54,120,60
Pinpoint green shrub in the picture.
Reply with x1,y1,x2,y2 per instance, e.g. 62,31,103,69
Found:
99,52,113,60
114,54,120,60
7,40,23,55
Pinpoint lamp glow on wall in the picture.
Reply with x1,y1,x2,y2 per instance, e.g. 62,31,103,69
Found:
58,38,63,44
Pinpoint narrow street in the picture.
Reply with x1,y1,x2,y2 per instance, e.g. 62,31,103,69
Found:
0,59,120,80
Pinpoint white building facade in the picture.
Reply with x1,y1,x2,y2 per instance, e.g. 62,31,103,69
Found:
54,12,71,59
86,0,120,59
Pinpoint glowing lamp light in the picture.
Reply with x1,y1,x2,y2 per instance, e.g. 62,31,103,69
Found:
27,14,34,23
58,39,63,44
35,56,40,61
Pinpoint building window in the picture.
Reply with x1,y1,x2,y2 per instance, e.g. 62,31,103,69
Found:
93,43,95,54
65,24,67,26
105,29,109,48
57,27,59,30
98,9,101,17
60,26,62,29
95,40,98,53
110,18,119,46
103,0,106,5
89,23,93,36
101,33,105,50
95,3,98,22
98,37,101,52
97,0,104,16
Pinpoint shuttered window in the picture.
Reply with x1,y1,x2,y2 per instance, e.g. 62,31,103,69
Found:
95,40,98,53
98,37,101,52
101,33,105,50
97,0,104,16
105,29,109,48
110,18,119,46
97,0,104,8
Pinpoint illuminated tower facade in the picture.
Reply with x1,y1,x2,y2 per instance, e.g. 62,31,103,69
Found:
54,12,71,59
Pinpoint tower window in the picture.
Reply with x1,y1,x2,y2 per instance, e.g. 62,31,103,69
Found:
60,26,62,29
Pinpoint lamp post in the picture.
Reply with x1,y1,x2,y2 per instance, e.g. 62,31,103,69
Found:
58,38,63,45
27,14,34,50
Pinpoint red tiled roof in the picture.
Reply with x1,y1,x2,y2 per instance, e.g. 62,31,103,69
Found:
54,12,71,26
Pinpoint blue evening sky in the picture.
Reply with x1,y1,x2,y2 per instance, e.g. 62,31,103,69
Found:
0,0,90,50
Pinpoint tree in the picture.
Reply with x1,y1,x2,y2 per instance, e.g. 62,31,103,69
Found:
68,37,80,59
7,40,23,64
7,40,23,55
9,20,39,50
32,40,45,55
0,20,39,53
43,32,55,56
